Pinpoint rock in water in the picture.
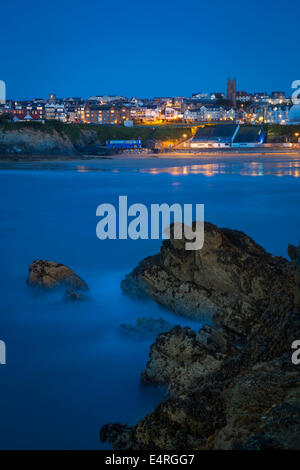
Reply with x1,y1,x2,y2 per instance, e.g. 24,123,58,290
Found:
118,317,173,338
101,223,300,450
121,222,293,341
27,260,88,290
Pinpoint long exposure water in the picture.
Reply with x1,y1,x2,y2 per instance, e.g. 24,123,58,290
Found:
0,154,300,449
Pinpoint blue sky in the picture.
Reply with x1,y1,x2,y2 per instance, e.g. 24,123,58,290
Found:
1,0,299,99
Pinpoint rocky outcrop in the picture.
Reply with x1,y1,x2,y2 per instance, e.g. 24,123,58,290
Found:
101,223,300,450
102,353,300,450
212,355,300,450
141,325,239,394
118,317,173,338
0,126,109,157
27,260,88,290
121,222,294,341
288,241,300,308
0,128,78,156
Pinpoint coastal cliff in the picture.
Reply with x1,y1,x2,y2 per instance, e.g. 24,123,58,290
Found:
0,121,193,158
101,223,300,450
0,124,109,157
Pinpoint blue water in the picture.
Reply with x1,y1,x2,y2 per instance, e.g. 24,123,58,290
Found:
0,154,300,449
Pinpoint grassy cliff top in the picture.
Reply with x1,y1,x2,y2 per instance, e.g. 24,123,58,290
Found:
1,119,299,144
0,120,193,144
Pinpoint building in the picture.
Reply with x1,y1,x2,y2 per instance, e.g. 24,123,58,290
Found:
265,105,290,124
191,92,209,100
184,105,235,122
79,104,131,125
191,124,239,148
270,91,285,100
44,103,66,121
227,78,236,107
236,91,252,103
191,124,265,148
12,111,44,123
130,105,159,122
163,107,183,120
232,126,266,147
8,104,45,121
106,140,142,149
210,92,225,100
200,105,235,121
48,93,57,104
253,92,269,103
183,109,202,121
88,95,127,103
79,105,115,124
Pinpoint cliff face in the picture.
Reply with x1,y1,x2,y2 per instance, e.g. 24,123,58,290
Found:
0,127,78,156
102,223,300,450
0,126,108,156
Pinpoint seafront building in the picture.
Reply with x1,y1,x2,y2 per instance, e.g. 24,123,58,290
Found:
190,124,266,148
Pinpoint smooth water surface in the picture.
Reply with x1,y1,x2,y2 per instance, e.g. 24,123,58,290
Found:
0,154,300,449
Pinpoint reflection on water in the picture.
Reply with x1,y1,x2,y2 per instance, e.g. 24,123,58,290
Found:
139,161,300,177
73,159,300,178
1,156,300,177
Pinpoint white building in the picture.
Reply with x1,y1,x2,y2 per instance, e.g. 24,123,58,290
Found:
89,95,126,103
265,105,290,124
163,107,183,120
184,106,235,122
44,103,67,122
236,91,252,103
130,106,159,121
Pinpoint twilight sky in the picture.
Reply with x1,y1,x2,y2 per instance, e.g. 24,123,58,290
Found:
1,0,299,100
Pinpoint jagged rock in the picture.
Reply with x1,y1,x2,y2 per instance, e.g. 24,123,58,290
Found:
27,260,88,290
211,354,300,450
100,424,135,450
101,355,300,450
121,222,293,341
118,317,173,338
101,225,299,450
288,242,300,308
141,325,239,394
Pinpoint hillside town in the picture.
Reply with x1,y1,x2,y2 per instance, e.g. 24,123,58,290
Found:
0,79,299,127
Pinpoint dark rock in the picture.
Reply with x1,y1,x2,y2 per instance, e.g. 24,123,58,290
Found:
27,260,88,290
288,242,300,308
100,423,136,450
121,222,293,341
141,325,239,394
101,224,300,450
